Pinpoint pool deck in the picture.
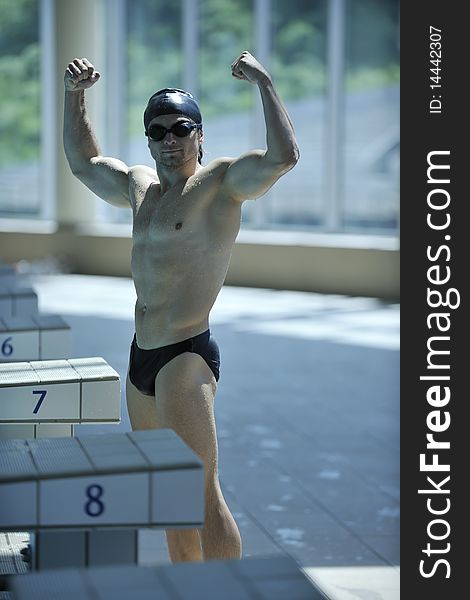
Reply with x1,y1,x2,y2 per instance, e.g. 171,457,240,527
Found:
1,274,400,599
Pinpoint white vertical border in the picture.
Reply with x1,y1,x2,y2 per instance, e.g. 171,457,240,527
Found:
325,0,346,231
100,0,126,223
39,0,57,221
106,0,126,160
183,0,199,96
252,0,271,227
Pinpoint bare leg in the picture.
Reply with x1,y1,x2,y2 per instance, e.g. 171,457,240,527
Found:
126,372,163,431
154,353,242,562
126,372,203,562
199,472,243,560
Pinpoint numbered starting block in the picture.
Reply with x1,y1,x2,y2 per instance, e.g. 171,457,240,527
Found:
0,263,17,286
0,423,75,440
0,429,204,531
0,357,120,426
0,284,38,318
9,555,324,600
0,315,70,362
0,356,124,570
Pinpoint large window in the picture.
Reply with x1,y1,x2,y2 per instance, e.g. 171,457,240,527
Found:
0,0,41,217
126,0,184,162
261,0,327,229
198,0,254,214
107,0,398,233
1,0,399,235
125,0,254,170
343,0,399,231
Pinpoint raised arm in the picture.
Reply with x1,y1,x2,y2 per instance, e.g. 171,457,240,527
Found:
221,51,300,202
63,58,130,208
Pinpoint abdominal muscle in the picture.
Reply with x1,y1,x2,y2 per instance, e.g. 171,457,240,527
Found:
129,161,241,349
131,235,231,350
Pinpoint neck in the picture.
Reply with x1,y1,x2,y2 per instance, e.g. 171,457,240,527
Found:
155,154,200,195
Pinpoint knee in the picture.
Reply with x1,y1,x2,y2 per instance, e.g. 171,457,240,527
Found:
204,476,224,510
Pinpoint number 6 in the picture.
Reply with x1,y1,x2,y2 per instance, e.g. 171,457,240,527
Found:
1,336,13,357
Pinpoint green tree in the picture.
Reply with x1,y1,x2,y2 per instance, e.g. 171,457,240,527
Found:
198,0,253,118
127,0,183,136
346,0,400,89
0,0,40,164
271,0,327,99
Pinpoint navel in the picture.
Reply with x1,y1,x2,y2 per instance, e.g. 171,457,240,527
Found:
175,222,183,230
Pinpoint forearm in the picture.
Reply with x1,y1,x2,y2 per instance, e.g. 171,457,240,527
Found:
63,90,101,173
257,77,299,166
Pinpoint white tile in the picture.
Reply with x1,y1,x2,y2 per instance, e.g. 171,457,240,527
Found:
152,469,204,525
69,357,120,380
39,473,149,527
304,566,400,600
0,481,37,527
0,296,13,318
14,292,38,316
40,329,71,359
31,360,78,382
0,423,36,439
0,330,39,361
80,379,121,422
88,529,138,566
0,362,40,385
1,381,80,422
35,423,74,438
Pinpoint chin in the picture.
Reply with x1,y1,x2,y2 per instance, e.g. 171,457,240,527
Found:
161,159,184,170
159,152,194,169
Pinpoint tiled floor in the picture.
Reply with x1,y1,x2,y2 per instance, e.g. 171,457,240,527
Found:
3,274,400,599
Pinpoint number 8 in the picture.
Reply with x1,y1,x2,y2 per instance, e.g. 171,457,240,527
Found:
85,484,105,517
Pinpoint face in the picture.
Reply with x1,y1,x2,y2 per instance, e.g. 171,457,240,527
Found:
146,113,203,169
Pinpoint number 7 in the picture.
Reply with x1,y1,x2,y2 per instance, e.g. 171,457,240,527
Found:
32,390,47,414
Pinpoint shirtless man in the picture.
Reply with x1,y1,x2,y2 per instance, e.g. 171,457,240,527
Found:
63,51,299,563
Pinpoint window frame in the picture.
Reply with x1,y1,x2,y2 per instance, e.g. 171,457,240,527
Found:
103,0,398,235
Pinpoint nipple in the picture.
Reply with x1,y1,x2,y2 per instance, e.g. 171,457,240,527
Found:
142,303,147,313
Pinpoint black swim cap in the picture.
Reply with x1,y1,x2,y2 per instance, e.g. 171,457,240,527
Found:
144,88,202,132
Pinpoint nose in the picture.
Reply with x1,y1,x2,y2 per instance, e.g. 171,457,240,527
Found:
163,132,177,145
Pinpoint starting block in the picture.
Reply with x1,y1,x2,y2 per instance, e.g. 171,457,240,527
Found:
0,284,38,318
0,315,70,362
0,423,74,440
0,263,17,286
25,528,139,570
0,357,120,424
0,429,204,530
9,555,326,599
0,355,124,569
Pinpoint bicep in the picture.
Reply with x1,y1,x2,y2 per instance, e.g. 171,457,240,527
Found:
73,156,131,208
221,150,292,202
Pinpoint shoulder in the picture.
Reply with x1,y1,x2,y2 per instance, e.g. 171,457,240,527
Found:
129,164,159,182
127,165,159,212
128,164,159,197
200,157,235,178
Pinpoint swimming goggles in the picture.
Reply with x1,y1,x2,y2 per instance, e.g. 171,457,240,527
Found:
145,121,201,141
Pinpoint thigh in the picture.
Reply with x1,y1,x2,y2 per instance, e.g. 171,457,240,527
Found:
154,352,219,478
126,371,165,431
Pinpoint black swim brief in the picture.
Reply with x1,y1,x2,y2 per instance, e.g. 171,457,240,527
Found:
128,329,220,396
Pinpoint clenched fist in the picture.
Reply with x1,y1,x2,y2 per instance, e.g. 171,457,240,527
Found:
64,58,100,92
231,51,271,85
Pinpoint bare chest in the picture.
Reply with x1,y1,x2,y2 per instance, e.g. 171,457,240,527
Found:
129,166,242,270
133,179,212,239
